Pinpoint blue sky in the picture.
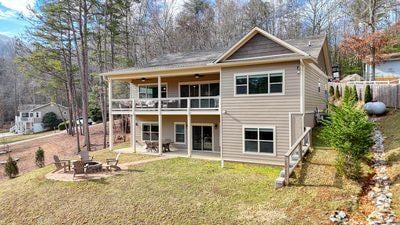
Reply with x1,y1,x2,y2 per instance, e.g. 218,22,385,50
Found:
0,0,37,37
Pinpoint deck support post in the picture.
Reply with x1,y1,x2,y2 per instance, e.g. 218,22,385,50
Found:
108,78,113,150
187,104,192,157
131,100,136,153
158,76,162,156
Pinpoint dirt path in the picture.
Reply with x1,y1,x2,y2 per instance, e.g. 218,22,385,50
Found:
0,125,107,180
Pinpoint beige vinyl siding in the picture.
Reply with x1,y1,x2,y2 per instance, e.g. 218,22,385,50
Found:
304,63,328,113
226,34,293,61
221,62,300,166
130,74,220,98
33,104,69,123
134,115,220,151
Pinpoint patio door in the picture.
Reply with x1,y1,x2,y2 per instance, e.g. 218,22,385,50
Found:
192,125,213,151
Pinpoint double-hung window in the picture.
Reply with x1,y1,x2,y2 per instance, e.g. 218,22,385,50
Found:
142,123,159,141
243,126,275,154
174,123,186,144
235,71,284,95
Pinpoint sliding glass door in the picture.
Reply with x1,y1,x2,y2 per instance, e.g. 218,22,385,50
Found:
192,125,213,151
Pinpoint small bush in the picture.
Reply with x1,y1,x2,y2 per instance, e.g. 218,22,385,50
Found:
4,157,19,179
58,121,69,131
35,147,45,168
42,112,62,130
343,85,351,103
352,85,358,102
329,86,335,99
365,85,373,103
335,85,341,99
320,101,375,180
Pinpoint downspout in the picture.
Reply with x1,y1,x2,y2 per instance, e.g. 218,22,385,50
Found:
219,69,224,168
300,59,305,129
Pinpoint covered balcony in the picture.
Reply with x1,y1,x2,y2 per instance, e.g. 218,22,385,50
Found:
110,73,221,115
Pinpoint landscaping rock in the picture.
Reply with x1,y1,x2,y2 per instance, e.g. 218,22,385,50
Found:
330,210,348,224
366,127,397,225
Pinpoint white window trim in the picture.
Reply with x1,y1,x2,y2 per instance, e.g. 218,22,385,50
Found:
174,122,186,144
242,125,276,156
138,83,168,98
233,70,285,97
140,121,159,142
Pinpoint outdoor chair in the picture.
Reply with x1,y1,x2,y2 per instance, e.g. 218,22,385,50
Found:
53,155,71,172
73,160,87,178
105,153,121,171
79,151,94,163
162,139,172,152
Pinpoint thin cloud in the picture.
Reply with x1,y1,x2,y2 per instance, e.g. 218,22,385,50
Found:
0,0,35,16
0,9,16,20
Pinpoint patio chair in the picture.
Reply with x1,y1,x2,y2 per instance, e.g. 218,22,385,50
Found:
53,155,71,172
145,141,157,152
105,153,121,171
73,160,87,178
79,151,94,163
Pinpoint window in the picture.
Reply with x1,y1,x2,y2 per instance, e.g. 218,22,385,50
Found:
21,113,29,117
174,123,186,144
235,71,284,95
139,84,167,98
243,126,275,154
179,82,220,108
142,123,159,141
35,112,41,118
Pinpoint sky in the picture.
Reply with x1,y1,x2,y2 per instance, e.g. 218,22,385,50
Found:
0,0,36,37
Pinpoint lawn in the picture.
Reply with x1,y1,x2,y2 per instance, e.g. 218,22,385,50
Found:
0,128,366,225
378,110,400,216
0,131,57,144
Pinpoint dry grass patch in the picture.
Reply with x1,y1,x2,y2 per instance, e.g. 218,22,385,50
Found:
379,110,400,216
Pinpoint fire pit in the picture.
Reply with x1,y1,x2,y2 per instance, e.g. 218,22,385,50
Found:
85,161,102,173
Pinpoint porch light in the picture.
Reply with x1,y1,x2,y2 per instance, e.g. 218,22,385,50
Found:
195,74,200,79
141,77,146,82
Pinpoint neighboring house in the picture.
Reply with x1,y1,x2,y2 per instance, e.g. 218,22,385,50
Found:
102,27,331,166
341,74,364,83
364,53,400,81
12,103,69,134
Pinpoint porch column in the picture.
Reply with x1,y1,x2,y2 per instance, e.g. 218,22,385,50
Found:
108,78,113,150
187,105,192,157
131,100,136,152
158,76,163,155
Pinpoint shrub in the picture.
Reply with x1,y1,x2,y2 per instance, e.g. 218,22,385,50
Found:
58,121,69,131
4,157,19,179
35,147,45,168
335,85,341,99
365,85,373,103
352,85,359,102
320,101,375,179
329,86,335,99
343,85,351,103
42,112,62,129
89,105,102,122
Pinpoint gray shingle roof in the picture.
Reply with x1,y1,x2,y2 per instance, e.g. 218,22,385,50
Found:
103,35,326,76
18,104,43,112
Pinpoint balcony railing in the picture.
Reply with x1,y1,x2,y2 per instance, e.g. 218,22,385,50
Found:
111,97,220,113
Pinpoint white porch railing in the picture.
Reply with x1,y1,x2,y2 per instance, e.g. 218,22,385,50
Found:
283,127,312,185
111,96,220,113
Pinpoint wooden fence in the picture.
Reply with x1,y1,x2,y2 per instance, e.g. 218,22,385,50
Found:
328,82,400,108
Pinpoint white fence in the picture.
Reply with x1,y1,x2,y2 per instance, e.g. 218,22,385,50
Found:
328,82,400,108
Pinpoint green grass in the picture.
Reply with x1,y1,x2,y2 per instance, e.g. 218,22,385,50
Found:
378,110,400,215
0,129,366,224
0,131,55,144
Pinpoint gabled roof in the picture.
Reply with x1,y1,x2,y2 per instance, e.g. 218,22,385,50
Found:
101,27,328,77
18,102,68,113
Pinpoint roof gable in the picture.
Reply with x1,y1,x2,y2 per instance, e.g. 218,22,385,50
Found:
226,33,294,61
214,27,309,63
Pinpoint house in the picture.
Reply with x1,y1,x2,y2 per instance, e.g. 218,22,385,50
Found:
341,74,364,83
364,53,400,81
102,27,331,166
12,103,69,134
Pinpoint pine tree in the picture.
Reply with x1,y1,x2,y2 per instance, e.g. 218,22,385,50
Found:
335,85,341,99
329,86,335,99
35,147,45,168
4,157,19,179
352,85,358,102
365,85,373,103
343,85,351,103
